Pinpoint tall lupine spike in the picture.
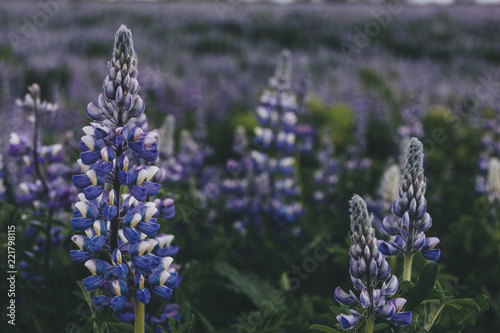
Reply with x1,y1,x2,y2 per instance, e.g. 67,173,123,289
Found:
313,129,339,202
334,195,411,330
70,26,181,330
0,154,6,201
155,115,183,183
379,138,440,281
7,84,74,282
269,49,292,92
368,163,401,234
486,158,500,204
246,50,305,232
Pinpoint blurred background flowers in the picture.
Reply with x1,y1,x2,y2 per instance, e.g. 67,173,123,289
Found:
0,1,500,332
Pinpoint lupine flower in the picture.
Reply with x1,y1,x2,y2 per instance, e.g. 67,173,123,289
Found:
334,194,411,330
6,83,75,282
367,164,400,234
346,99,371,171
486,157,500,205
0,154,6,201
70,26,181,321
243,50,305,232
379,138,440,266
313,130,339,202
476,111,500,195
156,115,183,183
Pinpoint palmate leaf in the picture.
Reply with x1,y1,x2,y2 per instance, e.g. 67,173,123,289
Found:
309,324,342,333
214,262,279,307
441,294,490,326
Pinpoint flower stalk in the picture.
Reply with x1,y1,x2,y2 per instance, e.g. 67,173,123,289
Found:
134,297,145,333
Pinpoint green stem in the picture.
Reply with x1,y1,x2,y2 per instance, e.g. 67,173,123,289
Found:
495,208,500,257
32,314,43,333
403,253,414,281
425,303,445,330
366,313,375,333
134,297,145,333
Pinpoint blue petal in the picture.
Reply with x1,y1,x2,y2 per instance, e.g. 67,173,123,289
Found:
379,241,399,256
337,313,359,330
132,255,152,273
70,250,91,263
155,246,179,257
123,226,141,243
83,185,104,200
113,264,129,280
422,249,441,262
72,174,92,189
390,312,412,326
103,205,118,221
114,312,134,324
129,185,147,201
334,287,357,306
111,295,127,312
93,295,111,309
136,221,160,237
71,217,95,232
118,170,128,185
80,150,101,165
98,161,114,175
152,285,173,301
141,181,161,196
136,288,151,305
89,236,107,252
82,275,105,291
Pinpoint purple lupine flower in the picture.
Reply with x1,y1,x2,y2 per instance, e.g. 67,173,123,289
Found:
334,194,411,329
379,138,440,264
245,50,305,231
156,115,183,183
222,126,254,224
367,163,400,234
313,130,339,202
70,25,180,315
0,154,6,201
6,84,75,282
345,98,371,172
486,158,500,204
477,110,500,197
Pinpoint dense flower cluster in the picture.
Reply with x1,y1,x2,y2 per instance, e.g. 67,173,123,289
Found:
334,194,411,329
477,111,500,201
8,85,73,214
378,138,440,262
222,125,256,233
367,163,401,234
0,154,6,201
156,115,183,183
6,84,74,282
249,50,304,227
69,25,180,315
313,130,339,202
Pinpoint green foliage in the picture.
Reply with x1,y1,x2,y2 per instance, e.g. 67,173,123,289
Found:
306,96,355,150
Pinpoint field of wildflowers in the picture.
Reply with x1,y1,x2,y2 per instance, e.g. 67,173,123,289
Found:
0,1,499,332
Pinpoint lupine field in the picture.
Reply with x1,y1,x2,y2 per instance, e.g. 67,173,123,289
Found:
1,1,500,332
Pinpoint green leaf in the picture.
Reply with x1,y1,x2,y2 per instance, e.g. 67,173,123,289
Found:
373,323,390,331
404,262,439,311
445,298,480,311
309,324,342,333
189,314,196,333
107,322,135,332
